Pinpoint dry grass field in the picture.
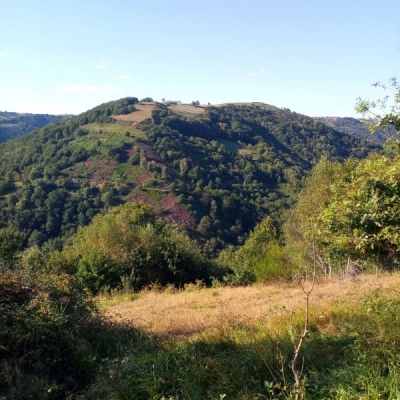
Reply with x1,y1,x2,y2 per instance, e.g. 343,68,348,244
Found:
102,272,400,342
113,103,160,124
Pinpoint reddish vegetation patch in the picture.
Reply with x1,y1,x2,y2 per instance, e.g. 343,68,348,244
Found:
134,171,153,186
128,193,154,207
84,160,93,168
134,143,162,162
160,195,196,226
89,159,118,188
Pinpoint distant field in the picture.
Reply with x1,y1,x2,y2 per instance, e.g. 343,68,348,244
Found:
113,103,160,124
169,104,206,114
84,122,145,138
216,138,245,152
168,104,206,119
214,102,282,112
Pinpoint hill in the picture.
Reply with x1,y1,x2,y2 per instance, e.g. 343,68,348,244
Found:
314,116,387,145
0,111,69,144
0,98,380,253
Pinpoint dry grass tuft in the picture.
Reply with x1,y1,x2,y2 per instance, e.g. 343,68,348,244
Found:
102,273,400,342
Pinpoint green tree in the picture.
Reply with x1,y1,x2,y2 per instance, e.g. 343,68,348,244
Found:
0,226,23,269
320,154,400,257
62,203,212,293
283,157,352,272
218,217,285,285
356,77,400,147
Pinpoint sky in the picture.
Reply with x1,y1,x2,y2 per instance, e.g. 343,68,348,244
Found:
0,0,399,117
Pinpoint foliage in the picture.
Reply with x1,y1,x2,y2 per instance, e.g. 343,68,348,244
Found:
0,226,23,270
0,263,97,399
356,77,400,149
320,154,400,257
288,153,400,270
0,99,379,253
283,157,353,271
253,242,291,282
62,203,215,293
219,217,292,284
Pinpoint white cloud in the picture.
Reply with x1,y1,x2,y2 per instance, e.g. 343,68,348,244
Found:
0,53,6,58
117,75,133,80
249,69,270,77
58,84,121,94
96,60,109,69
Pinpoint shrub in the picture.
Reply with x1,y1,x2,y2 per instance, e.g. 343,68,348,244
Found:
0,265,97,399
63,203,214,293
254,242,293,282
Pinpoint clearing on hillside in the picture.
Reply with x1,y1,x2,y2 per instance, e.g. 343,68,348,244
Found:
214,102,282,112
113,103,160,124
168,104,206,119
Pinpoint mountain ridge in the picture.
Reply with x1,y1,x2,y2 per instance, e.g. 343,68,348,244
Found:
0,98,380,253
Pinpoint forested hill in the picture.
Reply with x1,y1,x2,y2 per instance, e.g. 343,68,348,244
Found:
0,98,380,253
314,116,387,145
0,111,69,144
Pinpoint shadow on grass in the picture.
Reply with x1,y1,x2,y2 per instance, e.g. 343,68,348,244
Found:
81,328,370,400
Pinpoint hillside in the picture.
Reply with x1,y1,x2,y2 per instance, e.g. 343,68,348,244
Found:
0,98,380,253
314,116,387,145
0,111,69,144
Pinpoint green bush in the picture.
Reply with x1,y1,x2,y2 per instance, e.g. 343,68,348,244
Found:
0,265,97,399
254,242,292,282
62,203,214,293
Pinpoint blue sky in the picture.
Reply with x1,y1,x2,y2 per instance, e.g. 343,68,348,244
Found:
0,0,398,117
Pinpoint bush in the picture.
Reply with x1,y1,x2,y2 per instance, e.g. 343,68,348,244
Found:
254,242,293,282
0,265,97,399
63,203,214,293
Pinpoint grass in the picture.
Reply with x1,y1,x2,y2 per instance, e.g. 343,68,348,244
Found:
83,122,146,138
168,104,206,119
100,273,400,341
4,271,400,399
112,103,160,124
77,272,400,399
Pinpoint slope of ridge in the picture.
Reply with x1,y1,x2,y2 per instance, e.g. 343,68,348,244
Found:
0,98,380,252
314,116,387,146
0,111,68,144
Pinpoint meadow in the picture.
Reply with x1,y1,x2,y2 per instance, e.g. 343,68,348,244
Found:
78,272,400,399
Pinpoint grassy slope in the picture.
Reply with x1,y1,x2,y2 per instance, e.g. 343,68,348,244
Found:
102,273,400,342
82,272,400,399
